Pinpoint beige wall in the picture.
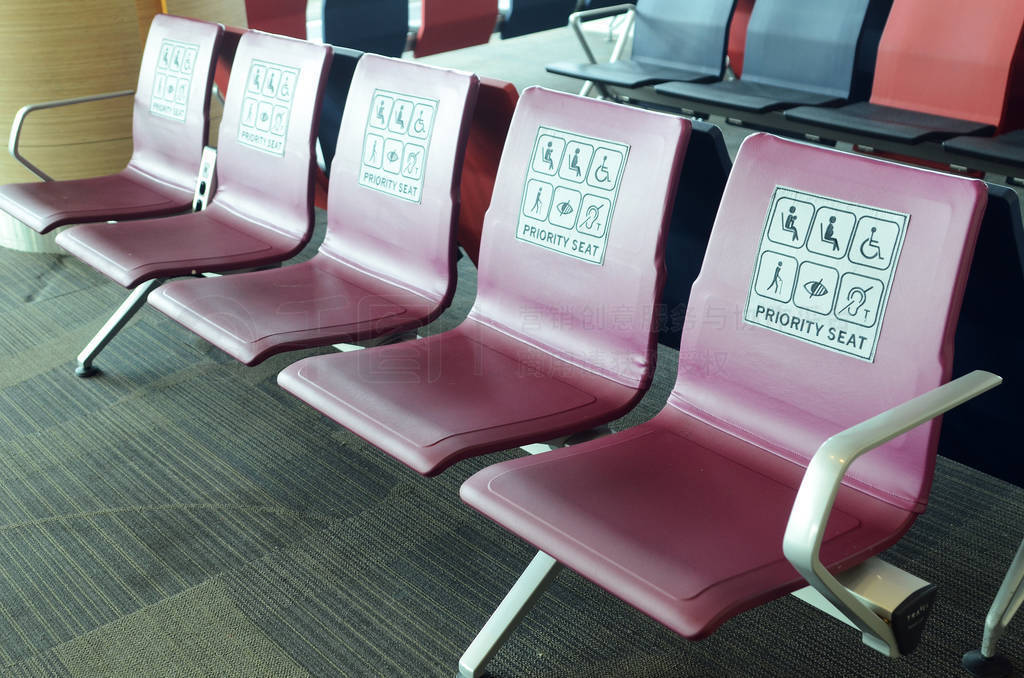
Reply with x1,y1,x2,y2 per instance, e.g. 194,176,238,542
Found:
0,0,160,250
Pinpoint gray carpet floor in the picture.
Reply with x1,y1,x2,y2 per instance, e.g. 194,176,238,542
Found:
0,22,1021,678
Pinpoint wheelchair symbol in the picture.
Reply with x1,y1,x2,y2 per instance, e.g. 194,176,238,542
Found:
859,226,884,261
413,112,426,135
594,155,610,183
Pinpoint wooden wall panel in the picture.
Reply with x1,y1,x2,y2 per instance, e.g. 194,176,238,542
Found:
0,0,161,250
161,0,248,29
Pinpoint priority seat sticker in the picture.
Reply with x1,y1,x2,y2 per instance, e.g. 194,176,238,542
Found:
359,89,438,203
743,186,908,361
151,39,199,122
238,59,299,157
515,126,630,265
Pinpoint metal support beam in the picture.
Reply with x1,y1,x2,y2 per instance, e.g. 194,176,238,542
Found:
75,278,163,377
457,551,563,678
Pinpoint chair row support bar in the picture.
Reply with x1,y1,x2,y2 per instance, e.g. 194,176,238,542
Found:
458,424,612,676
457,550,563,678
76,278,164,377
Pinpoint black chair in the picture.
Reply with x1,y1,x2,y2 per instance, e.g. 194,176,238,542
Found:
546,0,736,91
944,132,1024,184
658,120,731,349
500,0,577,39
322,0,408,57
942,184,1024,489
656,0,891,113
317,46,363,172
952,184,1024,678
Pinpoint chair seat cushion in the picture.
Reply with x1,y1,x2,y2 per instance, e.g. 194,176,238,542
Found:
461,405,915,638
277,320,645,476
546,59,716,89
54,204,304,288
654,79,842,113
784,101,994,143
0,167,193,235
943,129,1024,167
149,257,446,365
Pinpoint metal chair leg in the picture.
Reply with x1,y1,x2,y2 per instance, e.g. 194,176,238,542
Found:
963,537,1024,677
75,278,163,377
457,551,563,678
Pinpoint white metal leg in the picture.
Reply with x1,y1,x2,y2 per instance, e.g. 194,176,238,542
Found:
75,278,163,377
457,551,563,678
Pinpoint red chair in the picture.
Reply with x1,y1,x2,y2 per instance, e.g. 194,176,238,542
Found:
244,0,307,39
414,0,498,58
785,0,1024,142
278,86,691,476
0,15,223,234
458,134,1000,676
147,55,480,365
727,0,754,76
54,30,332,376
456,77,518,265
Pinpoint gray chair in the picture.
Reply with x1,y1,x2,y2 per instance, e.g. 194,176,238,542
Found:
657,0,891,113
547,0,737,91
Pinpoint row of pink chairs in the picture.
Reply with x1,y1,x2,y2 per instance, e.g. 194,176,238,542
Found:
0,13,1008,677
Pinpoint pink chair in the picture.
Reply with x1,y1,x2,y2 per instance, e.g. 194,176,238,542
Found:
278,86,691,476
147,55,480,365
458,134,1000,676
55,30,332,376
0,15,223,234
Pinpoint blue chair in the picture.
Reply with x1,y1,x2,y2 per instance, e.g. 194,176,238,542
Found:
656,0,892,112
322,0,408,56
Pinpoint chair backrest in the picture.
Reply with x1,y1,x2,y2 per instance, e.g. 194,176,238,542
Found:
318,47,364,172
870,0,1024,131
322,0,408,57
457,77,520,265
632,0,736,79
944,184,1024,486
727,0,755,76
243,0,307,38
742,0,891,100
470,87,690,390
659,120,731,349
675,134,986,513
415,0,498,58
500,0,577,40
320,55,479,305
129,14,223,193
209,30,331,244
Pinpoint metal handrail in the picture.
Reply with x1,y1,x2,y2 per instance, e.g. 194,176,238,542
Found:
8,89,135,182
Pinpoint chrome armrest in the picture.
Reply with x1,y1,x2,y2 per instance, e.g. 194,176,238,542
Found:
783,370,1002,656
9,89,134,182
569,4,635,65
